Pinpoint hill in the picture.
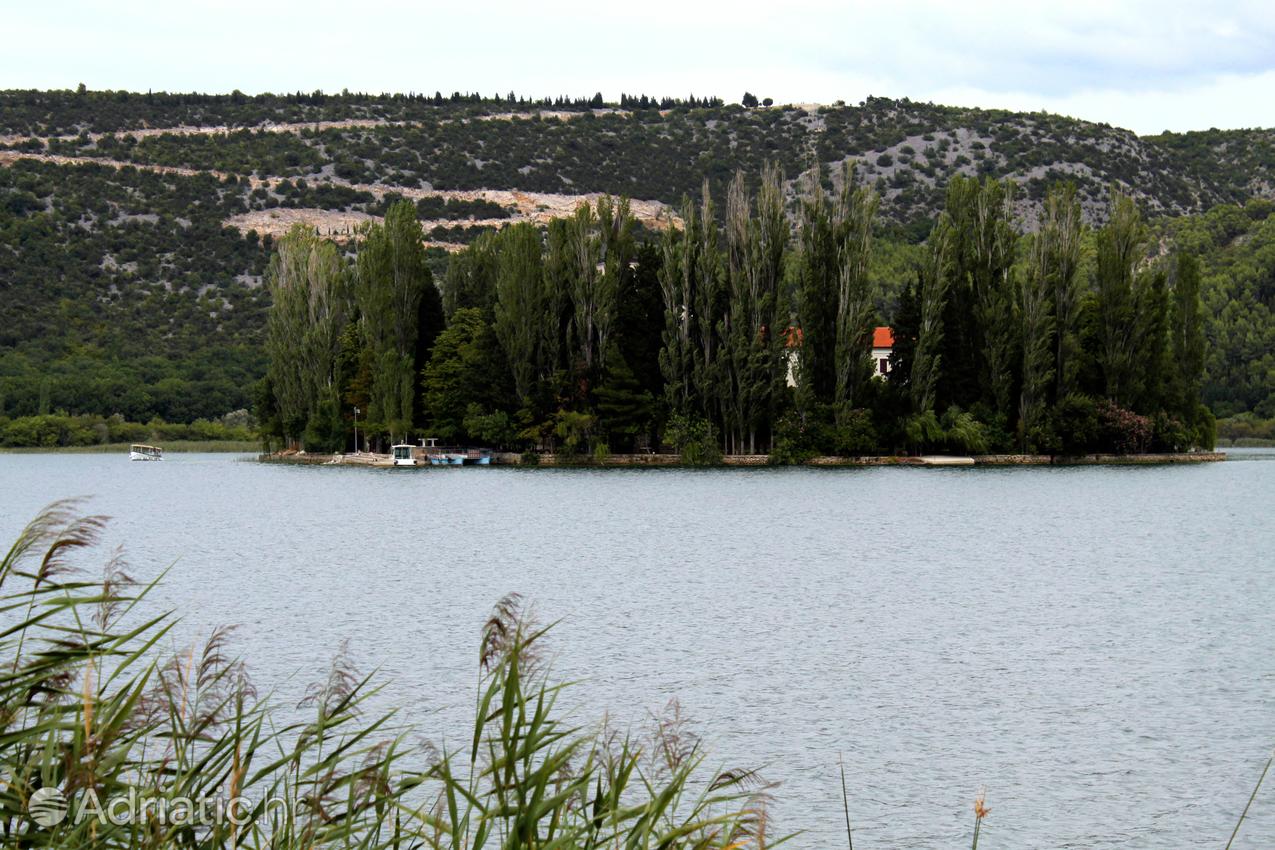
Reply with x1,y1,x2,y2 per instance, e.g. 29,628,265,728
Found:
0,88,1273,423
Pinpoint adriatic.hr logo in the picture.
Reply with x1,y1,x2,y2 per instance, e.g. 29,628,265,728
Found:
27,787,69,826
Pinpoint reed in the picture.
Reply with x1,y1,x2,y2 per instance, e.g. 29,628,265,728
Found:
0,503,780,849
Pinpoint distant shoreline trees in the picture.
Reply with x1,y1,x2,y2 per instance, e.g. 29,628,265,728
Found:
258,171,1215,458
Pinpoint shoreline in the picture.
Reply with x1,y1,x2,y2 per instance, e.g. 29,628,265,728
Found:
258,450,1228,468
0,440,259,454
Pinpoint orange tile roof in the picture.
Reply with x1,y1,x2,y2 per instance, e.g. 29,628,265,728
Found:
873,326,894,348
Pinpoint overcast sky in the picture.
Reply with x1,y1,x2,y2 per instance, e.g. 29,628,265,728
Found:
7,0,1275,135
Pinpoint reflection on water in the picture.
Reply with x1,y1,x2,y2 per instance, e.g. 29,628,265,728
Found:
1,452,1272,848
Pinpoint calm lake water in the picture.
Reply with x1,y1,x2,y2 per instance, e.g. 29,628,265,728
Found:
1,451,1273,848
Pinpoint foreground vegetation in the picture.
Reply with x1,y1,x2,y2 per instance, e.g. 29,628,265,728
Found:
1,503,779,849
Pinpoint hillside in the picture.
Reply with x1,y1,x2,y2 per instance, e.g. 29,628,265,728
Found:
0,88,1273,423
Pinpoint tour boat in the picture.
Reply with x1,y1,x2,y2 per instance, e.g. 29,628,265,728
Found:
128,444,163,461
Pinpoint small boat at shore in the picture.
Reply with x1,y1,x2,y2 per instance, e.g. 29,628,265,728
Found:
387,439,493,467
422,439,492,466
129,444,163,461
391,444,419,467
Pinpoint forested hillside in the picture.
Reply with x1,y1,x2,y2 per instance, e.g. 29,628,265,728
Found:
0,88,1272,427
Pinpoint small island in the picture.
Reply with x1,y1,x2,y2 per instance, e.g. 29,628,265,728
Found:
257,173,1218,467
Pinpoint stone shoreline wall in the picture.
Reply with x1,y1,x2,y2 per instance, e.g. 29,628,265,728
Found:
262,451,1226,468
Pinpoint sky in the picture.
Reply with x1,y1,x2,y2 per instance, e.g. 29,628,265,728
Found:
6,0,1275,135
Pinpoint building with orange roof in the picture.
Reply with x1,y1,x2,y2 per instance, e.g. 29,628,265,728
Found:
872,326,894,378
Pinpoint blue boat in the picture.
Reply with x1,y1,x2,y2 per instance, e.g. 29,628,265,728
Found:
421,439,492,466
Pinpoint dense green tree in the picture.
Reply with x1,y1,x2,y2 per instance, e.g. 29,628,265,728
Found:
493,223,548,406
420,307,509,442
1019,184,1083,448
1169,252,1207,424
1042,183,1084,400
594,347,656,452
659,183,722,419
719,165,787,454
565,197,634,378
832,169,879,414
937,175,1019,420
615,241,666,401
909,219,953,416
264,224,347,448
355,200,434,442
789,162,881,416
442,231,499,318
1130,267,1172,413
1091,190,1147,406
1019,228,1056,449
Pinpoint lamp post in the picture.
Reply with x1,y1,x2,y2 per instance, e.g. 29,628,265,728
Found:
353,406,360,454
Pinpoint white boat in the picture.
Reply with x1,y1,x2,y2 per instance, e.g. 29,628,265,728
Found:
391,444,418,467
129,444,163,461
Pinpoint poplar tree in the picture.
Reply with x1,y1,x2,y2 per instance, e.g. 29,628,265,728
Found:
832,169,878,414
542,218,571,387
1169,252,1206,420
1131,266,1171,412
794,163,842,408
911,218,953,416
691,183,724,418
658,181,724,423
658,195,700,415
1020,225,1057,449
793,163,878,415
1093,190,1147,405
355,200,433,442
442,232,499,318
566,197,633,377
493,223,546,406
720,165,786,453
938,176,1019,418
264,224,347,448
1043,184,1083,401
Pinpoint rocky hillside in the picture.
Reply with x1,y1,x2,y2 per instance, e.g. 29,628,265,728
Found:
3,90,1274,228
1,88,1273,422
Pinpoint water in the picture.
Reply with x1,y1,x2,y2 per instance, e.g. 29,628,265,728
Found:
1,451,1272,848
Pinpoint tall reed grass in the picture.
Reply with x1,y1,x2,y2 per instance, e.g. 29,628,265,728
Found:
0,502,778,849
